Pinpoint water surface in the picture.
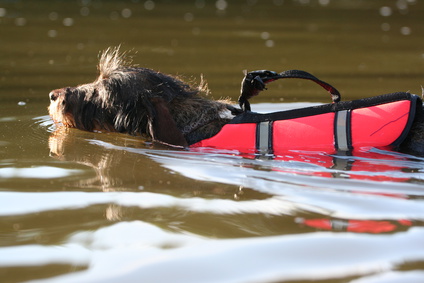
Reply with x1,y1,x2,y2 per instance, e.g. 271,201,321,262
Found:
1,1,424,282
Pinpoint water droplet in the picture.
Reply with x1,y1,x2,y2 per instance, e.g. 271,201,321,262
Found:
18,101,26,106
261,32,270,40
80,7,90,16
0,8,6,17
396,0,408,11
110,11,119,20
47,30,57,38
318,0,330,6
195,0,206,9
63,18,74,26
121,8,132,18
265,39,274,48
400,26,411,35
144,0,155,11
216,0,228,11
77,43,85,50
379,6,392,17
15,18,26,26
381,23,390,32
48,12,58,21
298,0,310,5
184,13,194,22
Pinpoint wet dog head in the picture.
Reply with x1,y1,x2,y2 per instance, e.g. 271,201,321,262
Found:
48,86,107,131
48,47,197,147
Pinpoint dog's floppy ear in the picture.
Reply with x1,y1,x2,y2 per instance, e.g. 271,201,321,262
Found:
146,97,188,147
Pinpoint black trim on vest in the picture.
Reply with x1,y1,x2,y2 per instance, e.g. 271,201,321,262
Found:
230,92,416,124
268,121,274,155
391,94,420,147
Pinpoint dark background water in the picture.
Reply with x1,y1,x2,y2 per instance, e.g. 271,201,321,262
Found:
1,0,424,105
1,1,424,282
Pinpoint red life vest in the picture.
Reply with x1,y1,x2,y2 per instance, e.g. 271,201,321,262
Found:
296,218,412,233
191,92,420,155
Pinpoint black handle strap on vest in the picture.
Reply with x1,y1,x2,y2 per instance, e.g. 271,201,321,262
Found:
238,69,341,112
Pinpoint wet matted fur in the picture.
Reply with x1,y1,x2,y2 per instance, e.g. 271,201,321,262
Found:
48,47,234,147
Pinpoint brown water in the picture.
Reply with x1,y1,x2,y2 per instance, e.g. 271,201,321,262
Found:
1,1,424,282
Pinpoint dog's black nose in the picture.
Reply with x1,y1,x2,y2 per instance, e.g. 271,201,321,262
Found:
49,91,56,101
49,90,61,101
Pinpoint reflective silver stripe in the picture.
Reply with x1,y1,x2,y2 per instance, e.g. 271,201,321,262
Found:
336,110,349,151
257,121,270,153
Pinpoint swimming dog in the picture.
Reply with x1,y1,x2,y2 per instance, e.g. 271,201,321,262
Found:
48,47,424,155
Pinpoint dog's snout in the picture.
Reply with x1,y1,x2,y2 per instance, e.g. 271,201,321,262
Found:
49,90,62,101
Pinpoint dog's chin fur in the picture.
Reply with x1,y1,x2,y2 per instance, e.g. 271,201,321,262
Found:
48,47,234,147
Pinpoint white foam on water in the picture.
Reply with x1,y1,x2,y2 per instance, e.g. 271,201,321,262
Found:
0,166,82,179
20,221,424,283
